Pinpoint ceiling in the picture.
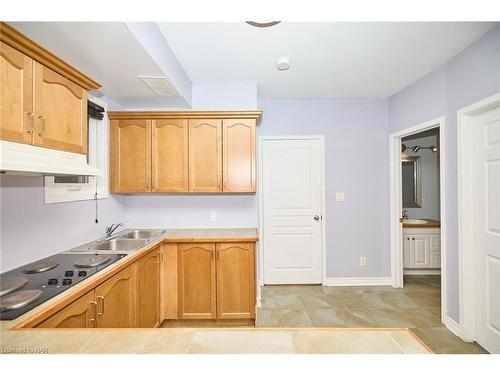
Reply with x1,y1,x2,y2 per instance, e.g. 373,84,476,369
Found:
9,22,189,109
158,22,498,98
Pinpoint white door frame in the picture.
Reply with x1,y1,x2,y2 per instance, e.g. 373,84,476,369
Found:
389,117,447,323
458,92,500,342
258,135,327,288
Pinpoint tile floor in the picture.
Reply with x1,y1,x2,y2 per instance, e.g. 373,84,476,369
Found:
257,275,488,354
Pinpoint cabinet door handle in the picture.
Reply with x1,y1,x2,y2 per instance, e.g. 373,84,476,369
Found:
38,115,46,136
26,112,34,134
89,301,98,327
97,296,105,316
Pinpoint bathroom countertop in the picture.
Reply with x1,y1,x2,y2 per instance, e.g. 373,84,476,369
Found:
403,220,440,228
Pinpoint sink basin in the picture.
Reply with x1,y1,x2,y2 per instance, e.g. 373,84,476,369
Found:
119,230,166,240
90,239,147,251
403,219,429,224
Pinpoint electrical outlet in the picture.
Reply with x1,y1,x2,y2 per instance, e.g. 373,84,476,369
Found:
360,256,367,266
335,192,345,202
210,211,217,222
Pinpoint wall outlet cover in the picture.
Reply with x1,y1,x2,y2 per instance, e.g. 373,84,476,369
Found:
360,256,367,266
210,211,217,222
336,192,345,202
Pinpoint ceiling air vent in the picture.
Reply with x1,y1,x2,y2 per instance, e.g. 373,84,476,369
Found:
138,75,179,97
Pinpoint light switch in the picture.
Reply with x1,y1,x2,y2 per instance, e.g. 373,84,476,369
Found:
210,211,217,222
336,192,345,202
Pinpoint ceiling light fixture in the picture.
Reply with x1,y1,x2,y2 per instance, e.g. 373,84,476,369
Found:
276,57,291,71
245,21,281,28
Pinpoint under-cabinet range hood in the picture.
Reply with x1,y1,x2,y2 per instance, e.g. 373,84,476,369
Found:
0,140,102,176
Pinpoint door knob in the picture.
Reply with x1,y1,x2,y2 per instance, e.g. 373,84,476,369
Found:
313,215,320,221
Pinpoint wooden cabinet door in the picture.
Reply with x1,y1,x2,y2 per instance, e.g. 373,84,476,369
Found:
36,291,96,328
216,242,255,319
33,62,87,154
152,119,188,192
95,266,136,328
223,119,256,192
0,42,34,144
110,119,152,193
188,119,222,192
403,236,411,268
178,243,216,319
136,246,160,327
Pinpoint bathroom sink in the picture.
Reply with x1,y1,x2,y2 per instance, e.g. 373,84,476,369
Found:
403,219,429,224
90,239,147,251
119,229,166,240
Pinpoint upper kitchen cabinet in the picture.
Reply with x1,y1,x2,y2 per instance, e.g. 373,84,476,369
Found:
107,111,262,194
189,119,222,192
0,22,100,154
223,119,256,192
33,62,88,154
152,119,189,192
110,119,152,193
0,41,34,144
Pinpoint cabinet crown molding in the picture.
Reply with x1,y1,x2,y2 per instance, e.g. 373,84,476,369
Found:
107,111,263,121
0,22,101,90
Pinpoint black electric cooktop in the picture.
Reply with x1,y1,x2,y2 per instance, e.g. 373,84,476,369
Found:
0,253,127,320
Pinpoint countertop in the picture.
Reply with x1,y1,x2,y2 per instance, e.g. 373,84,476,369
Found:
1,227,258,330
402,220,440,228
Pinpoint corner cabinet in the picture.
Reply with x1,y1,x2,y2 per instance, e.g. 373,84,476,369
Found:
108,111,261,194
0,22,100,154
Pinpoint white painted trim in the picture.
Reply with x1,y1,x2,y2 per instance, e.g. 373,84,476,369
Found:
403,269,441,276
389,117,447,325
258,135,327,287
444,316,462,338
325,277,392,286
457,92,500,342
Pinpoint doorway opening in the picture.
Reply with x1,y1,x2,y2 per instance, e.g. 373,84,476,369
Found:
389,117,446,325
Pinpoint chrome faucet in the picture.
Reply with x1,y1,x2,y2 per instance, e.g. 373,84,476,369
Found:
402,209,409,220
105,223,124,239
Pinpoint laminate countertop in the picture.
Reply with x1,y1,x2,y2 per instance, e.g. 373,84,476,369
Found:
402,220,440,228
0,227,258,331
164,228,258,242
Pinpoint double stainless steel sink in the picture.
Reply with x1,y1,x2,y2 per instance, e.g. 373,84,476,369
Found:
68,229,166,254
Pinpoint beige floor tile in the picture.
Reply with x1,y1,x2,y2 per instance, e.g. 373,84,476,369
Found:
306,308,376,328
257,308,313,327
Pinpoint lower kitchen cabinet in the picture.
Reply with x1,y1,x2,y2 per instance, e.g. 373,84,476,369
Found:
216,242,255,319
94,266,136,328
136,246,161,327
175,241,256,321
37,290,96,328
34,245,162,329
178,243,216,319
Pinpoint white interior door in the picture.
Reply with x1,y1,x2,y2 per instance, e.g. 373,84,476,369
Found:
262,138,323,284
474,105,500,353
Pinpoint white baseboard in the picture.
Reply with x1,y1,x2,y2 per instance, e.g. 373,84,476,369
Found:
404,269,441,276
325,277,392,286
443,316,461,338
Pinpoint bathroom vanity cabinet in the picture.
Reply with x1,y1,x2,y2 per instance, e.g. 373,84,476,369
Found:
403,227,441,270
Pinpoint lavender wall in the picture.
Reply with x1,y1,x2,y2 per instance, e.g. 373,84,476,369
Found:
0,176,127,272
126,98,391,278
389,25,500,323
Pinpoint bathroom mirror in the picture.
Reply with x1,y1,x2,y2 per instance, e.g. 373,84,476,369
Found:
402,156,422,208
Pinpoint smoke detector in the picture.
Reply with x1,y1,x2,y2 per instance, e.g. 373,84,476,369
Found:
138,75,179,97
276,58,291,71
